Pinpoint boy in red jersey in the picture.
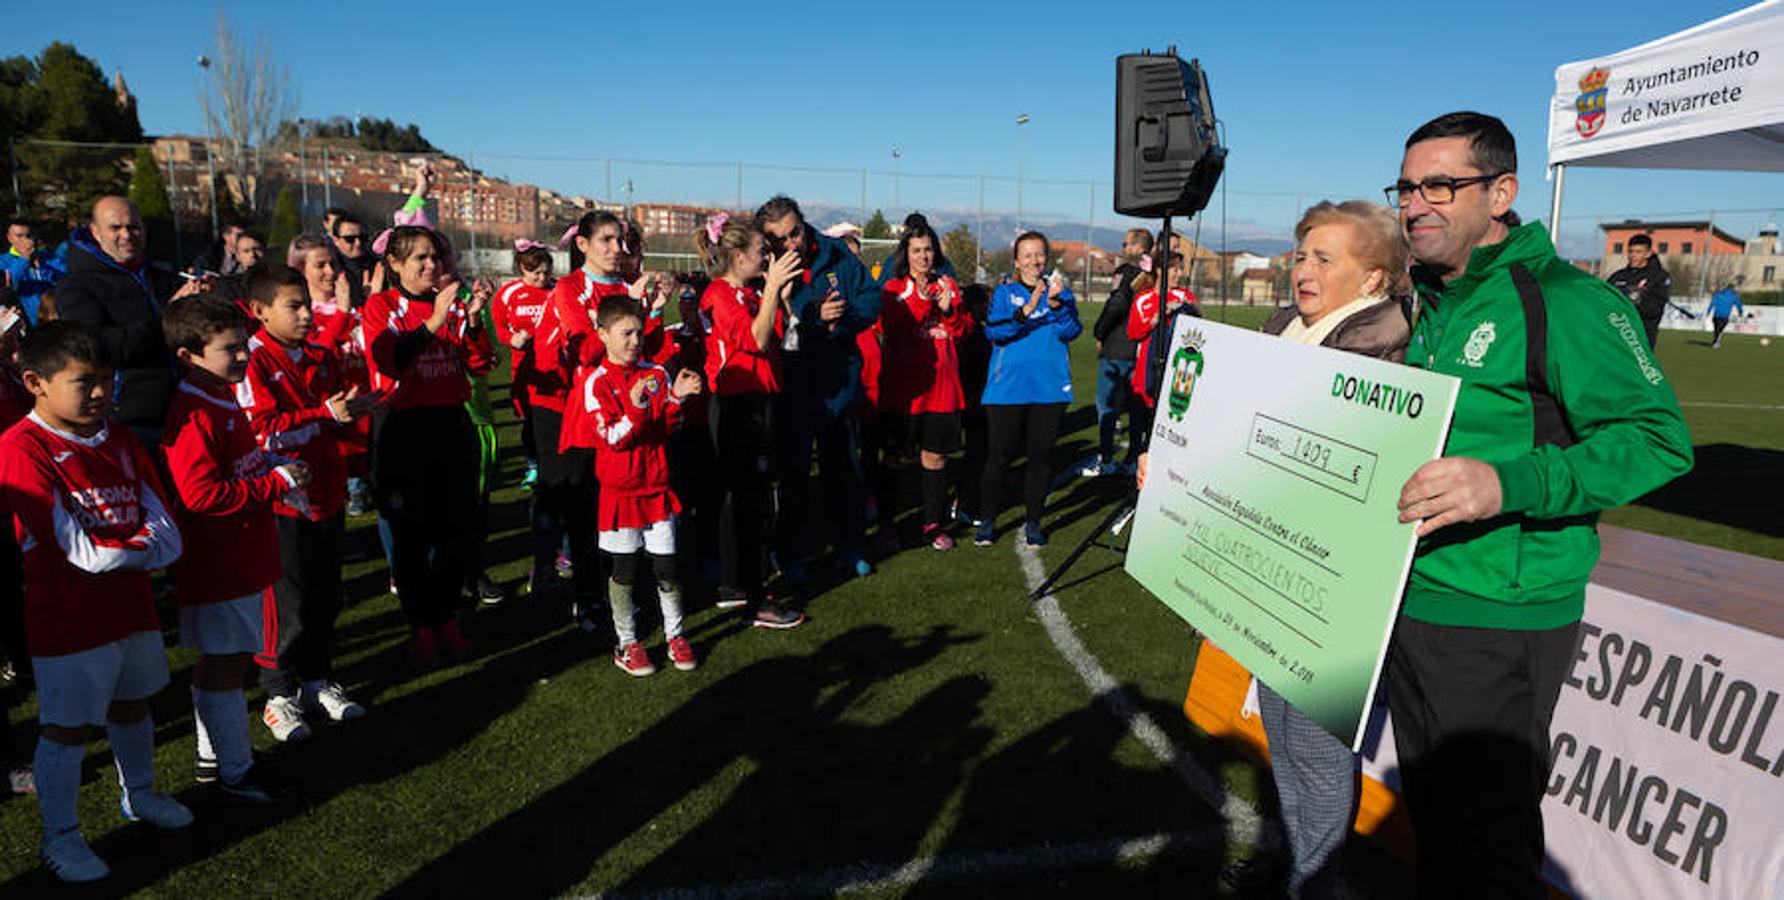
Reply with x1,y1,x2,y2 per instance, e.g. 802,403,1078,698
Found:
577,296,702,675
239,268,379,739
0,322,189,882
160,294,302,800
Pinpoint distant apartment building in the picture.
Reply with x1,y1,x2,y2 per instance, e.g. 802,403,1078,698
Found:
633,203,734,240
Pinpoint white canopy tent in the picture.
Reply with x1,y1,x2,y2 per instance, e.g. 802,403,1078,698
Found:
1545,0,1784,244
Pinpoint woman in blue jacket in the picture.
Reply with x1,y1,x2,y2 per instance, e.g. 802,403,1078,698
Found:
975,231,1081,546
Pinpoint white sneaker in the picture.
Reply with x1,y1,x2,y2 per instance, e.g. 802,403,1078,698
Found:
1078,460,1107,478
40,829,109,882
262,696,313,742
302,682,367,721
120,789,193,828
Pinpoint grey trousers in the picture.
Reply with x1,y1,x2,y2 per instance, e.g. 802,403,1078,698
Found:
1258,680,1357,899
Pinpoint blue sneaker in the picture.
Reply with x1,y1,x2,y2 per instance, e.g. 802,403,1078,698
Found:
973,521,996,547
1023,522,1048,547
844,555,872,578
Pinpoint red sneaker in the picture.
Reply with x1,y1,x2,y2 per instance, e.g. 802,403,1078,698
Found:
923,522,955,551
667,636,699,671
437,621,475,662
408,627,439,668
613,641,656,677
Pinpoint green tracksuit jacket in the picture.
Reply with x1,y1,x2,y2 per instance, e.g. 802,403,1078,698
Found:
1403,223,1693,630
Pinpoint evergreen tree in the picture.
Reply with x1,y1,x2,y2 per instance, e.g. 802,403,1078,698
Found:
11,43,143,218
268,186,300,250
863,209,892,239
941,224,979,280
127,146,176,261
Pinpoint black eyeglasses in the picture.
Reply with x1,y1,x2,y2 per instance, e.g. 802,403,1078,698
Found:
337,233,366,244
764,222,804,250
1384,173,1506,207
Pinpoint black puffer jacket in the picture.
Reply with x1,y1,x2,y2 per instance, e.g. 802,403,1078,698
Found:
53,230,181,430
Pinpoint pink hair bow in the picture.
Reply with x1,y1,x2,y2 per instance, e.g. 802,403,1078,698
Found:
558,225,578,249
705,213,730,245
372,206,437,256
395,206,432,230
515,238,547,253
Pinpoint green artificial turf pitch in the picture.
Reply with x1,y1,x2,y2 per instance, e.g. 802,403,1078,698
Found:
0,304,1773,896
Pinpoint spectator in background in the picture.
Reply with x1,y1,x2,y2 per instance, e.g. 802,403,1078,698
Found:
55,196,203,444
214,232,268,316
1086,227,1152,477
1707,281,1745,348
191,221,248,277
331,213,374,308
1605,233,1669,349
3,219,66,324
322,207,348,239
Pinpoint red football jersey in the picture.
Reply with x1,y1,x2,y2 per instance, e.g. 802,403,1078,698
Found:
161,379,286,605
701,280,783,397
879,275,974,415
237,330,352,520
361,287,493,410
0,416,180,656
492,279,551,379
1128,287,1196,406
578,359,684,528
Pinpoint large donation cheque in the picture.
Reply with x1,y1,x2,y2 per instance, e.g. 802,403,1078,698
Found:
1127,317,1459,749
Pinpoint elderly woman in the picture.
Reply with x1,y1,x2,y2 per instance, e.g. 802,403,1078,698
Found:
1261,199,1409,898
1138,200,1409,898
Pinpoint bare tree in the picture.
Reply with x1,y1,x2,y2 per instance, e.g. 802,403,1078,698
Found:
198,8,296,214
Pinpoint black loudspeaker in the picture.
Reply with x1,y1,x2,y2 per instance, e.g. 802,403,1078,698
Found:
1114,51,1226,218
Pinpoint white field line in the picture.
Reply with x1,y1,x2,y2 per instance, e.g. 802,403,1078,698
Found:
1013,540,1267,849
595,827,1226,899
1677,401,1784,411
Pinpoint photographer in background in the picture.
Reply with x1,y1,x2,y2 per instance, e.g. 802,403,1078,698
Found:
1605,233,1669,349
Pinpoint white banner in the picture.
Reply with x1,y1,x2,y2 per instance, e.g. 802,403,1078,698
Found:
1548,1,1784,171
1661,303,1784,335
1357,585,1784,898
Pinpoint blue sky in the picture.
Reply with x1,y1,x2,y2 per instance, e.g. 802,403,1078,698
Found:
7,0,1782,257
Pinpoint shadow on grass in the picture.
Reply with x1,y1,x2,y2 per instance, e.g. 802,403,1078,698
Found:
0,599,603,897
1631,443,1783,537
911,692,1235,897
385,624,981,898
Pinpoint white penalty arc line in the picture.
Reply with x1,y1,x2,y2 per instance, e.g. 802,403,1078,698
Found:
597,828,1226,899
1013,540,1268,849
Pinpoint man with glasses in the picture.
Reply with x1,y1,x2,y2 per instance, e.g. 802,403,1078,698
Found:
754,195,882,598
329,212,373,306
1382,112,1692,897
1605,233,1670,349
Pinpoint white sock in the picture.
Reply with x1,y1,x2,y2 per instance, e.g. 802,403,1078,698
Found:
190,687,214,762
34,737,83,834
193,688,252,783
609,579,637,646
107,717,156,806
659,587,684,640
